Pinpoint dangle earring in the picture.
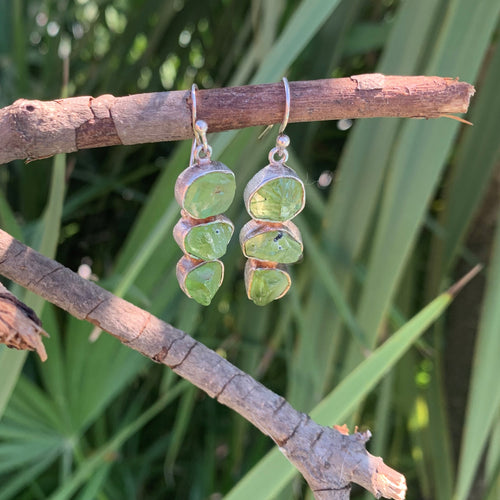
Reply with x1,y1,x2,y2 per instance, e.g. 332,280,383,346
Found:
240,77,305,306
174,84,236,305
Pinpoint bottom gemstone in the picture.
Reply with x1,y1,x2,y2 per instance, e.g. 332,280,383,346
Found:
176,256,223,306
244,259,291,306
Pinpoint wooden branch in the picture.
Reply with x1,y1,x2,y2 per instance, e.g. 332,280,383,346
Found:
0,228,407,499
0,74,474,164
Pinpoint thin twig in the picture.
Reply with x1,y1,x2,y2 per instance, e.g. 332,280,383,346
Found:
0,75,474,164
447,264,483,297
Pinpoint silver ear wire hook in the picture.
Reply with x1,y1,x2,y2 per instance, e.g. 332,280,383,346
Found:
191,84,198,136
258,77,290,140
190,84,210,164
189,84,199,165
266,77,291,164
278,77,290,134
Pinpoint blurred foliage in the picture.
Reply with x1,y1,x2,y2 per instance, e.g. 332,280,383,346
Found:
0,0,500,499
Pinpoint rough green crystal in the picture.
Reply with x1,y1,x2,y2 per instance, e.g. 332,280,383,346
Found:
248,268,290,306
185,261,223,306
184,171,236,219
248,177,304,221
185,220,233,260
243,229,302,263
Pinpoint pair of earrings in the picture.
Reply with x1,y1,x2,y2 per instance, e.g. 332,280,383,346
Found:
174,79,305,306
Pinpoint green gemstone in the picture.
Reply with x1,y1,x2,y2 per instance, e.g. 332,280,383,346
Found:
248,268,290,306
243,229,302,263
185,220,233,260
249,177,304,221
185,261,223,306
184,171,236,219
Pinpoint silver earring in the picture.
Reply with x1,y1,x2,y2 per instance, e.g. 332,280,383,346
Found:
240,77,305,306
174,84,236,306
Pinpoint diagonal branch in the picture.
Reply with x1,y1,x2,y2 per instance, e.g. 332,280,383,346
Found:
0,228,406,499
0,74,474,164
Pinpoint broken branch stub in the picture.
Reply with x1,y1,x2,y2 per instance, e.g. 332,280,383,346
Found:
0,282,48,361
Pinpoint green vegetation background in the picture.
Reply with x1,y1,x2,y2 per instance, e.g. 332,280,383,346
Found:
0,1,499,499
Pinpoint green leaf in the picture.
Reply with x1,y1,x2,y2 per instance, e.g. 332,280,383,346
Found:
252,0,342,84
64,316,148,431
441,41,500,268
0,349,26,417
454,211,500,500
47,381,189,500
0,151,67,419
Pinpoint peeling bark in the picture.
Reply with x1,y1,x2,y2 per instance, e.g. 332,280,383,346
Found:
0,282,48,361
0,228,407,499
0,75,474,164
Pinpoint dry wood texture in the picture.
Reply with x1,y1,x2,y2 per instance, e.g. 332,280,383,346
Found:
0,282,48,361
0,228,407,499
0,74,474,164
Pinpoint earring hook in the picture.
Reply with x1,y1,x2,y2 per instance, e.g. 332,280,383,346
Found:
258,77,291,140
190,84,199,165
191,84,198,132
266,78,291,164
278,77,290,134
190,84,210,164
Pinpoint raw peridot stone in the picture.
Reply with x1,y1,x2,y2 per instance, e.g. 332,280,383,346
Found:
185,261,223,306
243,229,302,263
248,268,290,306
184,171,236,219
185,220,233,260
249,177,304,221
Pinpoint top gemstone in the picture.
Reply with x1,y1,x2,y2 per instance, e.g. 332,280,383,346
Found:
248,176,304,222
175,161,236,219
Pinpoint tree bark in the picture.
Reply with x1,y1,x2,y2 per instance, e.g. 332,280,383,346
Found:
0,75,474,164
0,228,406,499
